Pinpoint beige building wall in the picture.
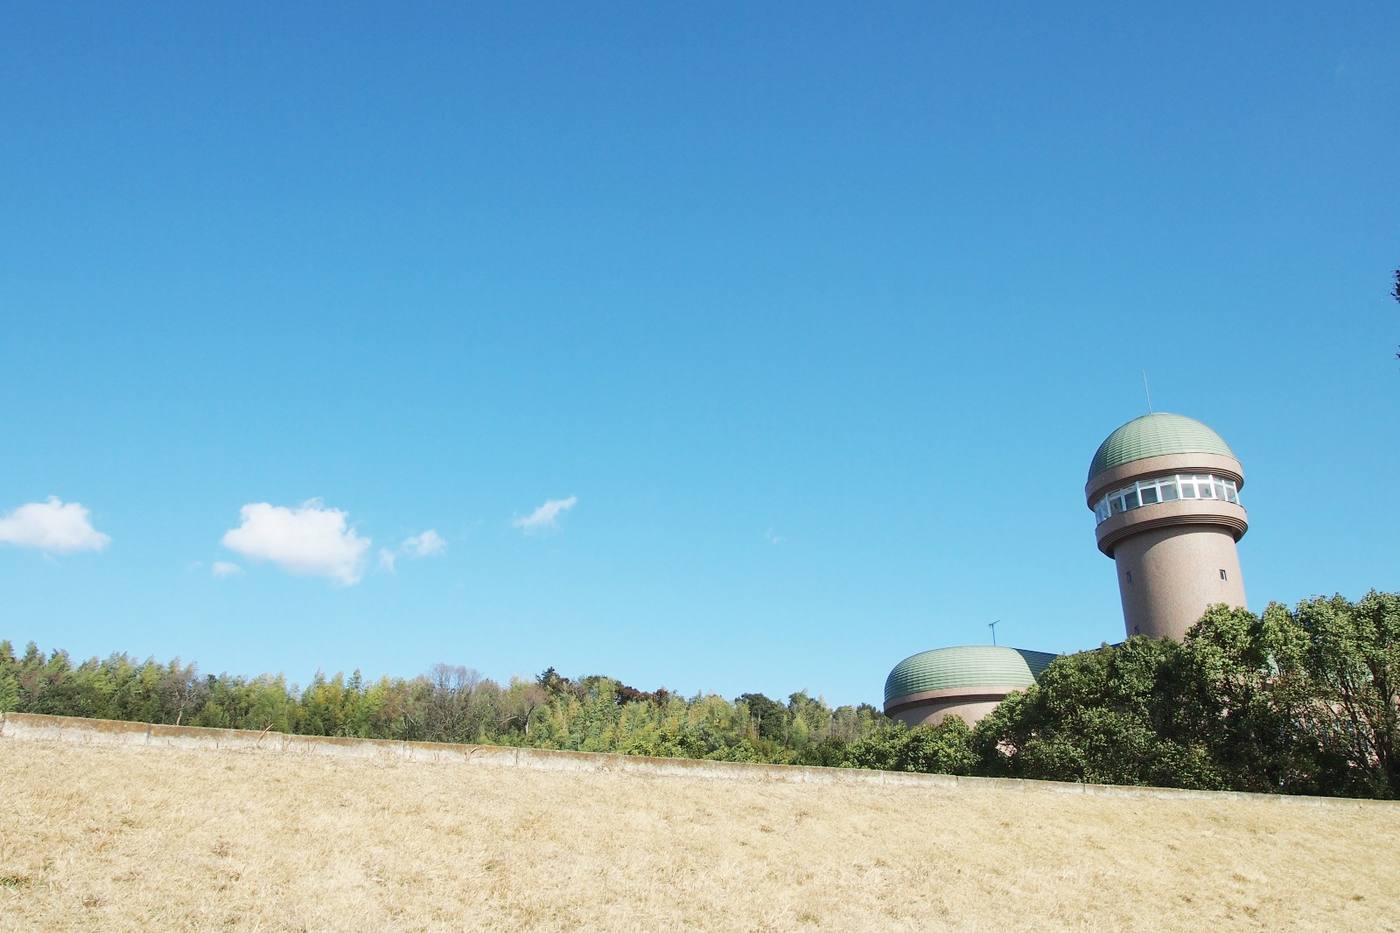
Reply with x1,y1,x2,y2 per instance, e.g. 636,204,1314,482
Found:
1112,525,1246,640
890,699,1003,728
886,690,1019,728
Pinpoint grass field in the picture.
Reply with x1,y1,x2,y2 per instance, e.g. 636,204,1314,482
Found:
1,740,1397,931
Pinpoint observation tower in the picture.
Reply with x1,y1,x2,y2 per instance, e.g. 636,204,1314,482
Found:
1086,412,1248,641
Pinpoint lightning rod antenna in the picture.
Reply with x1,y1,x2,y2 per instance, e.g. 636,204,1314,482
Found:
1142,370,1154,413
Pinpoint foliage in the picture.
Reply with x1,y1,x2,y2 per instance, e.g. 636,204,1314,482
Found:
0,640,884,767
3,591,1394,797
970,637,1225,789
973,592,1399,798
842,717,976,775
1290,591,1400,797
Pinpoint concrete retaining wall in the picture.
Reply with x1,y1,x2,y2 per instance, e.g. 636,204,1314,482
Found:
2,711,1392,809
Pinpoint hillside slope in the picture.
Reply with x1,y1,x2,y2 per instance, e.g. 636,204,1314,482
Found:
1,740,1396,931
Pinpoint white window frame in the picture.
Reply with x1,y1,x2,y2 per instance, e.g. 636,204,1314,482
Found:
1094,473,1242,526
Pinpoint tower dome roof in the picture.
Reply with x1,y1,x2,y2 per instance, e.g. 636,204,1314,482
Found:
884,645,1057,706
1088,412,1235,483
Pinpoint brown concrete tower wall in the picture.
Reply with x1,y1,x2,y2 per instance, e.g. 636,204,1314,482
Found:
1112,525,1246,640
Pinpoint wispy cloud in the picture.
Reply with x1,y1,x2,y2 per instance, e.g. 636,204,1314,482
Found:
221,500,370,586
0,497,110,554
378,529,447,573
764,527,785,546
401,529,446,558
512,496,577,535
211,560,244,579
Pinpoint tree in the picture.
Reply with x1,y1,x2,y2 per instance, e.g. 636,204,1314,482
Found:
536,667,574,697
972,638,1225,789
1291,591,1400,798
737,693,788,742
501,677,548,737
0,641,18,713
1172,604,1313,792
968,595,1399,797
788,690,833,744
843,718,975,775
422,664,483,742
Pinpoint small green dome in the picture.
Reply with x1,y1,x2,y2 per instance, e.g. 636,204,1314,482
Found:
884,645,1057,705
1088,412,1235,483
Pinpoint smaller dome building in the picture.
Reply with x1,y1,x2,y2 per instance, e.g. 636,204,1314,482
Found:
884,646,1057,727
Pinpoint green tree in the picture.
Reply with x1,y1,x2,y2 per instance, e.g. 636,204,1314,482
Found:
737,693,787,742
1176,603,1321,793
843,718,976,775
0,641,18,712
1292,591,1400,798
972,638,1225,789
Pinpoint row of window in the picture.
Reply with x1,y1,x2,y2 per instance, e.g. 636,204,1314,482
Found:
1093,473,1240,525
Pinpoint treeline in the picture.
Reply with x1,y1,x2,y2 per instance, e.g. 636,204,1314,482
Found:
846,591,1399,799
0,646,884,766
4,591,1394,797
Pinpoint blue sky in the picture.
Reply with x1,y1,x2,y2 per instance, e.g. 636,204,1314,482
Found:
3,3,1397,706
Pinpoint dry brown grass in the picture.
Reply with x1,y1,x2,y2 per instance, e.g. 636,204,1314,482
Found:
1,740,1397,931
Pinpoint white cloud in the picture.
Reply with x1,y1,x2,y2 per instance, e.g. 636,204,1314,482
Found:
378,529,446,574
221,500,370,586
211,561,244,579
401,529,446,558
512,496,577,534
0,497,110,554
764,527,785,546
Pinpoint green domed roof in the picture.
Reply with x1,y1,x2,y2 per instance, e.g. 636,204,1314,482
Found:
1088,412,1235,483
884,646,1057,705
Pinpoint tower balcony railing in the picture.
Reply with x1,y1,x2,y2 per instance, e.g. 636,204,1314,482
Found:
1092,474,1240,526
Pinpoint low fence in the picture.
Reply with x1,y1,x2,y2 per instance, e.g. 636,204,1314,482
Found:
2,711,1391,809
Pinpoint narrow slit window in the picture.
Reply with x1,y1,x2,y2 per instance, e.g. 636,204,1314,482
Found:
1219,568,1228,581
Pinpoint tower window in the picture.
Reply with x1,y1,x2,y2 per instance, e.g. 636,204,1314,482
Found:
1126,571,1133,584
1092,472,1242,526
1219,569,1228,581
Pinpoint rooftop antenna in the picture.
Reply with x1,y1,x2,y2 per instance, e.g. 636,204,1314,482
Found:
1142,370,1154,413
988,619,1000,646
